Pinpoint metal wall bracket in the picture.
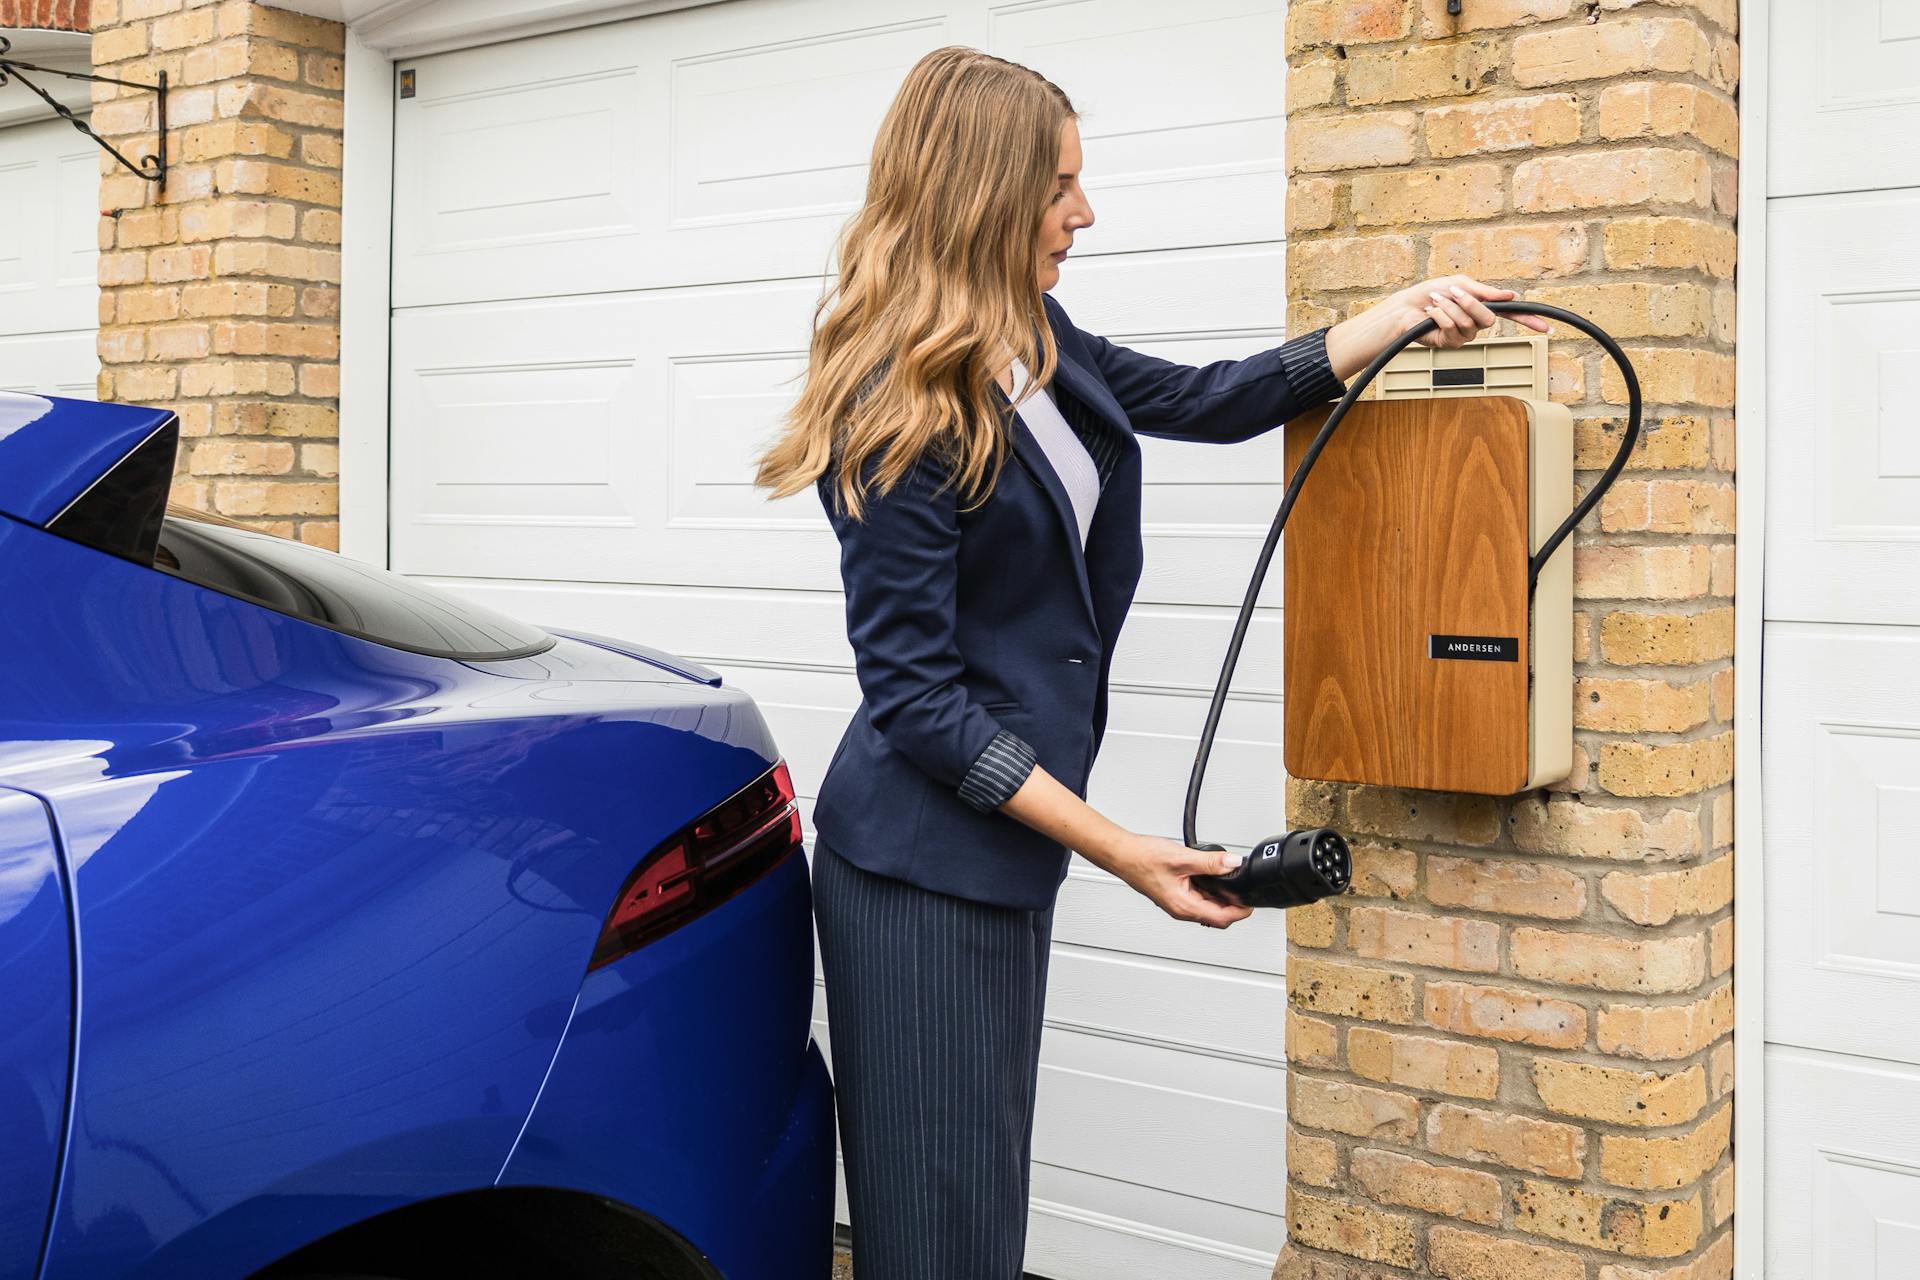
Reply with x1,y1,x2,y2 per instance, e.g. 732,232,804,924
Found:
0,35,167,190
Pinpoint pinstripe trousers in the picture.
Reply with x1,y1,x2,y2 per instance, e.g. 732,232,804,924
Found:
811,836,1056,1280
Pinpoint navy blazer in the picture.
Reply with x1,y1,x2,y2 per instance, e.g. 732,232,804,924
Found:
812,292,1345,910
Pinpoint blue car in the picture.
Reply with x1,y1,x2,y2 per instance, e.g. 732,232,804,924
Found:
0,393,836,1280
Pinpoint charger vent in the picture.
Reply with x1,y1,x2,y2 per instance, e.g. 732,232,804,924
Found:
1370,335,1547,401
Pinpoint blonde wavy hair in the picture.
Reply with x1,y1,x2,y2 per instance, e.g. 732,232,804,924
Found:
752,46,1077,519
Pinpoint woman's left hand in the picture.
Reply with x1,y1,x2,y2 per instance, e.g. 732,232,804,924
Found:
1325,275,1553,382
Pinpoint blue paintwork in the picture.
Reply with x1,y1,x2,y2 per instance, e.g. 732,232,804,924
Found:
0,394,174,527
0,428,833,1278
501,854,836,1279
0,790,71,1280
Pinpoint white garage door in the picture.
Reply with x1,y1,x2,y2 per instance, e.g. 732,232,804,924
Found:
0,116,98,397
388,2,1294,1274
1762,2,1920,1275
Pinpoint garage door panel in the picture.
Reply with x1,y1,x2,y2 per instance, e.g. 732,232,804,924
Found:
392,0,959,307
1045,945,1286,1064
1764,192,1920,627
391,23,652,305
0,119,98,340
0,156,36,303
992,0,1286,254
1764,10,1920,1274
0,330,97,399
1024,1188,1279,1280
407,65,648,259
1051,241,1290,334
392,0,1286,310
1770,0,1920,196
1027,1173,1280,1276
1801,288,1918,538
1766,1047,1920,1280
1762,624,1920,1064
667,350,814,524
1809,724,1920,974
415,356,644,496
391,282,841,586
669,16,947,228
1033,1082,1283,1224
1111,604,1282,696
53,147,97,307
1137,538,1286,609
1089,688,1284,849
1034,1032,1286,1216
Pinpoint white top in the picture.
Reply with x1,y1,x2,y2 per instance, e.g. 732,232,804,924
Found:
1007,355,1099,548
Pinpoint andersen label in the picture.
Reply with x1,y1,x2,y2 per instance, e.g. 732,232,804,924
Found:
1428,634,1520,662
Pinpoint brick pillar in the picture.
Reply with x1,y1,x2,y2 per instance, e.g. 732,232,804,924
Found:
92,0,345,549
1279,2,1737,1277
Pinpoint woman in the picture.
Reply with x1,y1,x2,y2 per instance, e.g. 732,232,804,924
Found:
754,46,1550,1279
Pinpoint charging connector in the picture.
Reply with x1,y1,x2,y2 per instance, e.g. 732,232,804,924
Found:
1188,301,1643,909
1195,828,1352,909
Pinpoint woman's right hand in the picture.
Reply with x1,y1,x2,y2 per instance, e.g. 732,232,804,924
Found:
1326,275,1553,382
1102,833,1255,929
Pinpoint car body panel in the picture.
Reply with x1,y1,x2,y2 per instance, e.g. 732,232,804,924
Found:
0,497,825,1279
501,851,835,1279
0,787,72,1280
0,394,174,528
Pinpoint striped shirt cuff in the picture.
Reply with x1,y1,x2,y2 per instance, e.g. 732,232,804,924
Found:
1276,326,1345,407
957,729,1038,813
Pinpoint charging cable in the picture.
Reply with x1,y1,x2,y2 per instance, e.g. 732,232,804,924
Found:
1183,301,1643,899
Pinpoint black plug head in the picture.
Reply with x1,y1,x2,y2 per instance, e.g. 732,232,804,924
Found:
1195,828,1351,910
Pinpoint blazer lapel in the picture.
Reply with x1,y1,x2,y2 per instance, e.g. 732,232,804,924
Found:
1042,334,1145,655
1043,338,1130,439
995,383,1099,634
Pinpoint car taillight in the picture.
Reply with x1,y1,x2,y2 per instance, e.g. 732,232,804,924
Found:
589,761,803,970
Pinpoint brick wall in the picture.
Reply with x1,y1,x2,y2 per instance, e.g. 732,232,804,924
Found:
1279,2,1736,1278
0,1,90,30
91,0,345,549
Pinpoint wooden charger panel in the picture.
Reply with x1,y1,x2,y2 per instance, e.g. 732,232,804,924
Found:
1283,397,1532,796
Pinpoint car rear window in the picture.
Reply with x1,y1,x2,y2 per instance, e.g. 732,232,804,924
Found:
152,504,555,661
